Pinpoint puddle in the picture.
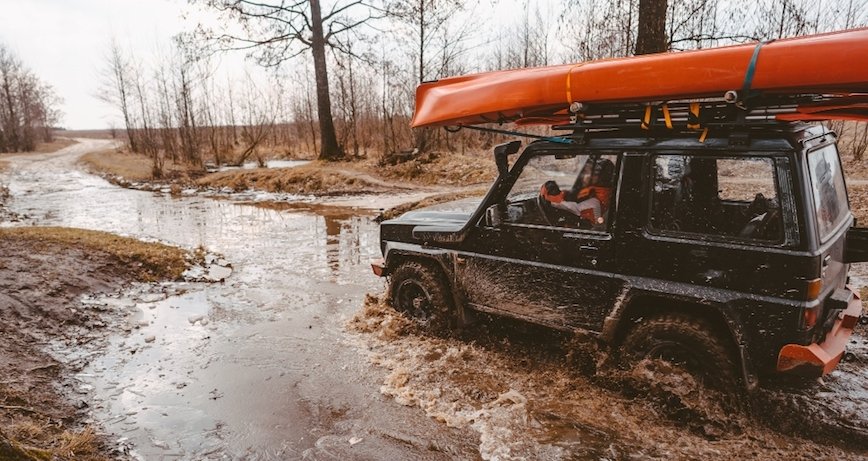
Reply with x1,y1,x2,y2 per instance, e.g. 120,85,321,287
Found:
207,159,311,172
2,140,479,460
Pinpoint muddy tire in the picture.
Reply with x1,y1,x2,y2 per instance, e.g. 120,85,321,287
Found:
621,313,739,389
388,260,456,334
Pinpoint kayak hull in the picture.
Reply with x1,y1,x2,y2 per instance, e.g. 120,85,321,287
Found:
411,28,868,128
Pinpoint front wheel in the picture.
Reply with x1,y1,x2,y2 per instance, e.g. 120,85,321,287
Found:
620,313,740,390
388,260,456,334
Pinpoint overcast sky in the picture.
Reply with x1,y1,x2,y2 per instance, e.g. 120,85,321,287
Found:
0,0,193,130
0,0,553,130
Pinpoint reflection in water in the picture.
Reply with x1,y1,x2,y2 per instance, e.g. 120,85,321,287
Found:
3,146,461,460
323,214,367,276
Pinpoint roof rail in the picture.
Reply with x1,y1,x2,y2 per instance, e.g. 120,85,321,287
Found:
553,94,838,133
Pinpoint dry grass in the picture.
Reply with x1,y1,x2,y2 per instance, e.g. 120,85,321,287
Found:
1,405,107,461
0,160,8,173
197,161,386,194
196,151,494,195
79,148,153,180
55,129,115,140
0,138,77,156
1,425,105,461
32,138,77,154
79,145,495,195
55,427,99,459
360,150,496,186
0,227,189,281
79,148,195,181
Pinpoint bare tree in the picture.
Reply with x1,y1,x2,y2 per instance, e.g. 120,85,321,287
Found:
189,0,384,161
561,0,752,60
0,43,61,152
0,46,22,151
389,0,473,154
99,39,139,153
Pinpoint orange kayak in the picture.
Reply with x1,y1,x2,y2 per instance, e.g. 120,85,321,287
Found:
411,28,868,128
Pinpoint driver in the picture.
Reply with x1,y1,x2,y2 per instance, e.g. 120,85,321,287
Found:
539,158,615,224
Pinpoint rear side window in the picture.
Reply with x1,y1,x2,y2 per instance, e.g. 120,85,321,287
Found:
649,154,783,242
807,145,849,241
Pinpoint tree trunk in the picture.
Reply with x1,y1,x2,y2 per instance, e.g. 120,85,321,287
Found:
413,0,428,154
310,0,344,161
635,0,668,55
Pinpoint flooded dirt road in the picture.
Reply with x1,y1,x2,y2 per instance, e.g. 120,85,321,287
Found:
2,140,867,460
2,140,480,460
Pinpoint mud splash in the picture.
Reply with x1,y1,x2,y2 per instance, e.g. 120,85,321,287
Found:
349,295,868,460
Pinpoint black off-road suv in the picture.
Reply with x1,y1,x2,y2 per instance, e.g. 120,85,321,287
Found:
372,120,866,389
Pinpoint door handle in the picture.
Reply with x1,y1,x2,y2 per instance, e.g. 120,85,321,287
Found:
579,245,598,252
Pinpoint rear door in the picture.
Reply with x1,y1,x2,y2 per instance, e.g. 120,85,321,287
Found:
636,152,801,297
807,144,851,292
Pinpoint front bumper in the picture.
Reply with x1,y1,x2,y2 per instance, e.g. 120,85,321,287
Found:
777,288,863,377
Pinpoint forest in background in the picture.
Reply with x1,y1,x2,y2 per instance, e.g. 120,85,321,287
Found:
0,45,62,153
18,0,868,174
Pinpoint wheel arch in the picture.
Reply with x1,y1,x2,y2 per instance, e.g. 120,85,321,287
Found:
606,292,758,390
384,249,470,325
384,249,454,281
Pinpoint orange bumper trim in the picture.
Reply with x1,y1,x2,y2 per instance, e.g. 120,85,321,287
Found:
777,289,863,377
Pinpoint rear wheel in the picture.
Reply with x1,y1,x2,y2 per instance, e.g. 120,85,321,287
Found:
388,260,456,333
621,313,740,389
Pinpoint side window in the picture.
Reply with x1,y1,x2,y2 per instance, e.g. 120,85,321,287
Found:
504,153,619,230
649,155,783,242
807,145,849,241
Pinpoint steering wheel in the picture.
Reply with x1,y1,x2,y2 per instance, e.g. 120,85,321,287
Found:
536,194,555,226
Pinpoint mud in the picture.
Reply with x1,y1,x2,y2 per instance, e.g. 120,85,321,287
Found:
1,140,481,460
349,295,868,460
0,233,166,460
2,139,867,460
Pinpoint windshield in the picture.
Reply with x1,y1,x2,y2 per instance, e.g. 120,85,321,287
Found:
508,155,588,202
807,145,849,241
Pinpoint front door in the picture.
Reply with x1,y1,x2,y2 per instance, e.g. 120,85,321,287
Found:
457,152,623,331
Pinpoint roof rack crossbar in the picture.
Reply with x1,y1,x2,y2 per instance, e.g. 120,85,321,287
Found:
556,93,845,133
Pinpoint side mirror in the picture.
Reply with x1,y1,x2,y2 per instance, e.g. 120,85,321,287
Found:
493,141,521,176
484,204,502,227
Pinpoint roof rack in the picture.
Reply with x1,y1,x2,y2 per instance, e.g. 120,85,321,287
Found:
551,93,841,133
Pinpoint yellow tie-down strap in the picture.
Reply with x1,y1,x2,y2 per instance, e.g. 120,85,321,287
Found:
641,105,653,130
641,104,673,130
688,102,709,142
565,63,586,105
662,104,673,129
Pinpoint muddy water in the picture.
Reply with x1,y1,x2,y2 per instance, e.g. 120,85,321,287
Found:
2,140,867,460
2,140,479,460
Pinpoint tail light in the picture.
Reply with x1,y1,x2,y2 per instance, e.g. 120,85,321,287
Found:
803,305,819,329
802,278,822,329
805,277,822,300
